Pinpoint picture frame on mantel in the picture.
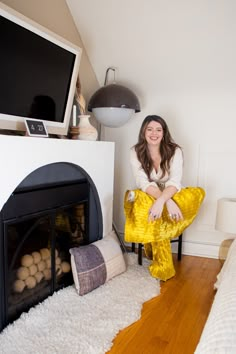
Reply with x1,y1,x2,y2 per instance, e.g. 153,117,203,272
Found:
24,118,48,137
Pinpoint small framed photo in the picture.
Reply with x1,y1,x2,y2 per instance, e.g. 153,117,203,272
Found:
24,118,48,137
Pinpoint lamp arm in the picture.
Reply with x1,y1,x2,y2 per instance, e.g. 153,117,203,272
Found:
104,67,116,86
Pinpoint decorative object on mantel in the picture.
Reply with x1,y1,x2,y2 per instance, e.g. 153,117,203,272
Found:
78,114,98,141
75,75,86,118
68,125,80,140
68,76,98,140
88,67,141,127
67,104,79,139
24,118,48,138
0,253,160,354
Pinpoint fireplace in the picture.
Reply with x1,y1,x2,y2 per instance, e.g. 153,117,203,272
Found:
0,162,103,330
0,136,115,332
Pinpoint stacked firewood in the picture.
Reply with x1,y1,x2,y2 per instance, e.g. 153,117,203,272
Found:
13,248,71,293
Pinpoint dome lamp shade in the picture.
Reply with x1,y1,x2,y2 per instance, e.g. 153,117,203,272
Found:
87,68,141,127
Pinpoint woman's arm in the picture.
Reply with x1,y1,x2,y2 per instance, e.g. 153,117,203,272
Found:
145,185,162,199
145,184,178,201
148,186,179,221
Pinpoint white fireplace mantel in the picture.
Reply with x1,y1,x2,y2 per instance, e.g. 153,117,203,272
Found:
0,135,115,236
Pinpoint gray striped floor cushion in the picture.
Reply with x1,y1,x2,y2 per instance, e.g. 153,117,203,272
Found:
70,234,126,295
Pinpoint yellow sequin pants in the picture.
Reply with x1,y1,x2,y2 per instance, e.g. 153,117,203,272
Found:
124,187,205,281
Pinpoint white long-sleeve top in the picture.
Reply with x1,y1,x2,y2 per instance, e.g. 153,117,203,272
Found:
130,146,183,192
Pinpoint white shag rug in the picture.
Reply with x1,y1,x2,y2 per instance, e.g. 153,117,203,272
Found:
0,253,160,354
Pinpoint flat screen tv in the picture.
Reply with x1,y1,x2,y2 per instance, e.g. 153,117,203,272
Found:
0,2,82,136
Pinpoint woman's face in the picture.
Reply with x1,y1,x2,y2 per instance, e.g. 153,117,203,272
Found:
145,121,164,146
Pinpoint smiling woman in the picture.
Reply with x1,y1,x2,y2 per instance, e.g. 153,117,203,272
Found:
124,115,205,281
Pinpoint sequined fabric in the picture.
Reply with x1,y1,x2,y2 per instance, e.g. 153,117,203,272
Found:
124,187,205,281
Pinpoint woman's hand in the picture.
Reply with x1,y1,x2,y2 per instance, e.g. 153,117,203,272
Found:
166,199,183,222
148,197,165,222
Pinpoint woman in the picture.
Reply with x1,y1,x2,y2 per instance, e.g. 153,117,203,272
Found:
124,115,205,281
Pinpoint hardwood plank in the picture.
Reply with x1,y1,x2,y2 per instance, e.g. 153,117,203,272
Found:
107,254,222,354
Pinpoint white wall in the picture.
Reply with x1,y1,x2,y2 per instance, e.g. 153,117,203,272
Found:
66,0,236,257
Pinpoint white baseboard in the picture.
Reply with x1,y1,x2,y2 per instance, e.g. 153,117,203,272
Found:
171,240,219,259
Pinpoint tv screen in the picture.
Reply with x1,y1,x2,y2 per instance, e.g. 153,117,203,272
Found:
0,3,82,136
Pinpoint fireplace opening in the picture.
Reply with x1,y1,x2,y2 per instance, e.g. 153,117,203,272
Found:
0,162,103,331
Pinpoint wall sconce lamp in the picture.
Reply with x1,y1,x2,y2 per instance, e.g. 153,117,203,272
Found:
215,198,236,234
88,67,141,128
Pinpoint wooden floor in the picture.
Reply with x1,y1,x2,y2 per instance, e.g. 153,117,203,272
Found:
107,253,222,354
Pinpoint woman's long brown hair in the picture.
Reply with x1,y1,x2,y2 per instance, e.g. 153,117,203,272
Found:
134,115,181,180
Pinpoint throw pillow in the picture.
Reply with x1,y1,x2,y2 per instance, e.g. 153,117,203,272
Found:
70,233,126,295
